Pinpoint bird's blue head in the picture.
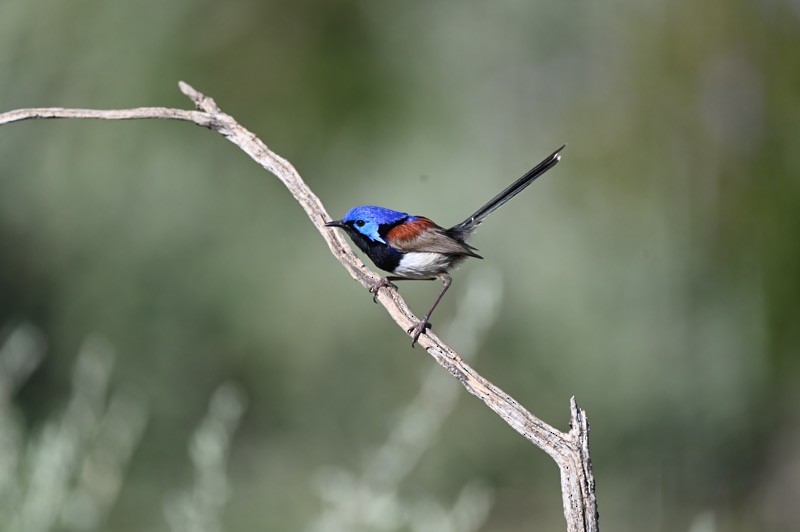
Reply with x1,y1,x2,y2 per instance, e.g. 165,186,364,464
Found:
327,205,409,244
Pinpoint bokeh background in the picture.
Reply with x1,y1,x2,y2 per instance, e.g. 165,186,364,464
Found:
1,1,799,531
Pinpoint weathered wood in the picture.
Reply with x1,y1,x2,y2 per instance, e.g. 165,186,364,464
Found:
0,82,600,531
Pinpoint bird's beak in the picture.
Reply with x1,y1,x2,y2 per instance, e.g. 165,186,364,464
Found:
325,219,346,228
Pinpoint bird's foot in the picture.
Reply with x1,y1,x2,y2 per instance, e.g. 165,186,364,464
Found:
408,320,432,347
369,277,398,302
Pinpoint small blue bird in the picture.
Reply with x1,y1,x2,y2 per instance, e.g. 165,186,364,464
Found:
326,145,565,346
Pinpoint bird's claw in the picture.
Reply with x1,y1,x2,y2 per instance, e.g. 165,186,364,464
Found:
408,320,431,347
369,277,398,302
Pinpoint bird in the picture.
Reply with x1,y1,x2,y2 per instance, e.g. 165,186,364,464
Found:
326,144,565,346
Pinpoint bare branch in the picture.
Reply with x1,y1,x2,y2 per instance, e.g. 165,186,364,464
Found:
0,82,599,532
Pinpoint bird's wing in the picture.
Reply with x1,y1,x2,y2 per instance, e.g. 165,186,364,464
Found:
386,218,482,257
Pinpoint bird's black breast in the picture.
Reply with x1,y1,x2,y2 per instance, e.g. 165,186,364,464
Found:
344,228,403,274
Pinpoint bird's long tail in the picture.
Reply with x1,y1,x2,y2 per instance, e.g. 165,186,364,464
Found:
449,144,565,237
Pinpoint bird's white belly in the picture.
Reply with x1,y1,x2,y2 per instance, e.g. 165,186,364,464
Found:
394,252,452,278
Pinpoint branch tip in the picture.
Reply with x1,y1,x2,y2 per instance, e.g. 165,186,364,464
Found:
177,81,195,97
569,396,585,437
178,81,219,114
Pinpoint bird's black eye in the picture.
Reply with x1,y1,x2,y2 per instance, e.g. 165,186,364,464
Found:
355,220,365,228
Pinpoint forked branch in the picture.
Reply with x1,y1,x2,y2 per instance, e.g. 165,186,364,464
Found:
0,82,599,532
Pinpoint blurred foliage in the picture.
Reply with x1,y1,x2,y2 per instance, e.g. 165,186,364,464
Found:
1,0,799,530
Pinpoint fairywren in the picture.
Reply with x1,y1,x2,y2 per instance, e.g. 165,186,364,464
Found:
326,145,564,346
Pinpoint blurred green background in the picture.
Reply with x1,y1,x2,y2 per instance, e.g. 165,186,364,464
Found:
1,1,799,531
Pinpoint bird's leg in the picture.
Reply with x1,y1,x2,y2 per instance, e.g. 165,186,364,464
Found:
409,273,452,347
369,276,402,302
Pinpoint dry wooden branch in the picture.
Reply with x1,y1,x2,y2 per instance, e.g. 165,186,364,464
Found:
0,82,599,532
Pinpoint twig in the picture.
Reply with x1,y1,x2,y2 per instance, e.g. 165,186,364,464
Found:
0,82,599,532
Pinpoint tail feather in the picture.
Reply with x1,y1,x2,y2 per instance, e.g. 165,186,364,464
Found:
449,144,565,237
